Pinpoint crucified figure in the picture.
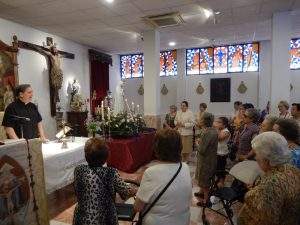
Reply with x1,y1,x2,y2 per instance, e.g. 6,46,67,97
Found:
32,44,63,116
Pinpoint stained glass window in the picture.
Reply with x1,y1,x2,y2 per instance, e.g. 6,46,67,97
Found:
214,46,228,73
165,50,177,76
186,48,200,75
243,43,259,72
290,39,300,69
131,54,143,77
200,48,213,74
160,52,166,76
120,55,131,79
160,50,177,76
228,45,243,72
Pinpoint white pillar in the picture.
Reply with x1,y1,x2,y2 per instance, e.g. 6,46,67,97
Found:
270,11,292,114
143,30,161,127
176,49,186,106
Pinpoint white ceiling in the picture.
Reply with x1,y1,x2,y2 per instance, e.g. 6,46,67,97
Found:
0,0,300,54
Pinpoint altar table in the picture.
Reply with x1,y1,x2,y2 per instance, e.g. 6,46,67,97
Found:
42,137,89,194
42,132,155,193
107,131,155,173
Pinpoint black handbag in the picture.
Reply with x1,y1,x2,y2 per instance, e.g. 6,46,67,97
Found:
135,162,182,225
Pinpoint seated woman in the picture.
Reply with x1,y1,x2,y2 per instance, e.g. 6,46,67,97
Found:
194,112,218,206
273,118,300,169
238,132,300,225
163,105,177,129
73,138,136,225
134,129,192,225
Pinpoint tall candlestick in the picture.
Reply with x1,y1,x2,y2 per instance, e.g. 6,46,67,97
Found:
108,107,111,120
131,102,134,113
137,104,140,114
101,101,104,121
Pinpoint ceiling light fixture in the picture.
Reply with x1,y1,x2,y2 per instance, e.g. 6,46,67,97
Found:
203,8,213,18
214,11,221,15
169,41,176,46
105,0,114,3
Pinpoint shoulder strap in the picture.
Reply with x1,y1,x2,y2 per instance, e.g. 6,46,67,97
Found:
140,162,182,219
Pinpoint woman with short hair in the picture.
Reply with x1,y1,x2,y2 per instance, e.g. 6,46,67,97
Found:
194,112,218,206
273,118,300,169
238,132,300,225
73,138,136,225
134,129,192,225
260,115,278,133
277,100,291,118
163,105,177,129
237,108,260,161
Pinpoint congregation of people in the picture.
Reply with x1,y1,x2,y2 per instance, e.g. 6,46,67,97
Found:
73,100,300,225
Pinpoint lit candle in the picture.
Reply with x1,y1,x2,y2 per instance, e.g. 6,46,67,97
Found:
108,107,111,120
132,102,134,113
137,104,140,114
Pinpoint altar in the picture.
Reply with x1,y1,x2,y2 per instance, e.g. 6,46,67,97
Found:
107,131,155,173
42,131,155,193
42,137,89,194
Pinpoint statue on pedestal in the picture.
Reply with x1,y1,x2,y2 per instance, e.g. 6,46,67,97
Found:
114,80,125,114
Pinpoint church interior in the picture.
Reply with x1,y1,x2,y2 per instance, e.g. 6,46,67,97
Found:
0,0,300,225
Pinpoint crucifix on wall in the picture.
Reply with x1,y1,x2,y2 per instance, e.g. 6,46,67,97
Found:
15,35,75,117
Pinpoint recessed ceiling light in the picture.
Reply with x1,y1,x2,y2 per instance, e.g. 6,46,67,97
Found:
169,41,176,46
203,8,213,18
105,0,114,3
214,11,221,15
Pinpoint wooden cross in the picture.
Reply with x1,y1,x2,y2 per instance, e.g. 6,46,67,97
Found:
14,35,75,116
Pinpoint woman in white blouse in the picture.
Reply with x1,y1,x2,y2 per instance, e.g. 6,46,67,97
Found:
174,101,195,162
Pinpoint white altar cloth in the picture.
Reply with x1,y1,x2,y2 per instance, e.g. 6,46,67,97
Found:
42,137,89,194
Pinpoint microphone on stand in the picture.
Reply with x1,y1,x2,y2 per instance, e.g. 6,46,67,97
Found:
10,115,31,121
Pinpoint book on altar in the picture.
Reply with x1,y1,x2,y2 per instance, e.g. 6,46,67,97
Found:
55,126,72,139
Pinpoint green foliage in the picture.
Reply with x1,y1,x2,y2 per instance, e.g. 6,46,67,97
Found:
86,112,146,138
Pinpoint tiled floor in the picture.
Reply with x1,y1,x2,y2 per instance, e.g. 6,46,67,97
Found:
48,157,241,225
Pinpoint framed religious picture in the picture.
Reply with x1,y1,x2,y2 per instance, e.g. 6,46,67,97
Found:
210,78,231,102
0,36,19,111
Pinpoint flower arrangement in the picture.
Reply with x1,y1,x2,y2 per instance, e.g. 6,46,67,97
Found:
86,111,146,138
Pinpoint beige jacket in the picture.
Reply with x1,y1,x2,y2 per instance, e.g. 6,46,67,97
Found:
174,110,195,136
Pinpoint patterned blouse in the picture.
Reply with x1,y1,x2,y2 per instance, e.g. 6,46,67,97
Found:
73,164,130,225
237,164,300,225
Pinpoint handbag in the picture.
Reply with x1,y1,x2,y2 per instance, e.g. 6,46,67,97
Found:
136,162,182,225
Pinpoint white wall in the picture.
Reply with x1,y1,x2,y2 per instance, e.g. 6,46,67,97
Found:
0,18,90,138
109,40,300,119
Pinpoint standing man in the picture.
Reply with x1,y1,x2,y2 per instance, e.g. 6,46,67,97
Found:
2,84,47,140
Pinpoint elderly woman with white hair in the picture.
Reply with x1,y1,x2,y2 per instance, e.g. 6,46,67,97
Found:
237,132,300,225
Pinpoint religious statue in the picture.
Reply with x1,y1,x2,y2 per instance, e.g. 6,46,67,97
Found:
16,37,75,116
32,44,63,106
114,80,125,114
70,79,80,102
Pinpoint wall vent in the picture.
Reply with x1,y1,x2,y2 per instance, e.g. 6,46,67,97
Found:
143,12,184,28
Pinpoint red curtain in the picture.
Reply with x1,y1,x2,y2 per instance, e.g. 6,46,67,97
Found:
90,60,109,114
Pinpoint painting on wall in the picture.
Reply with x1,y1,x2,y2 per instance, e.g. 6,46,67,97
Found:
0,37,18,111
210,78,231,102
